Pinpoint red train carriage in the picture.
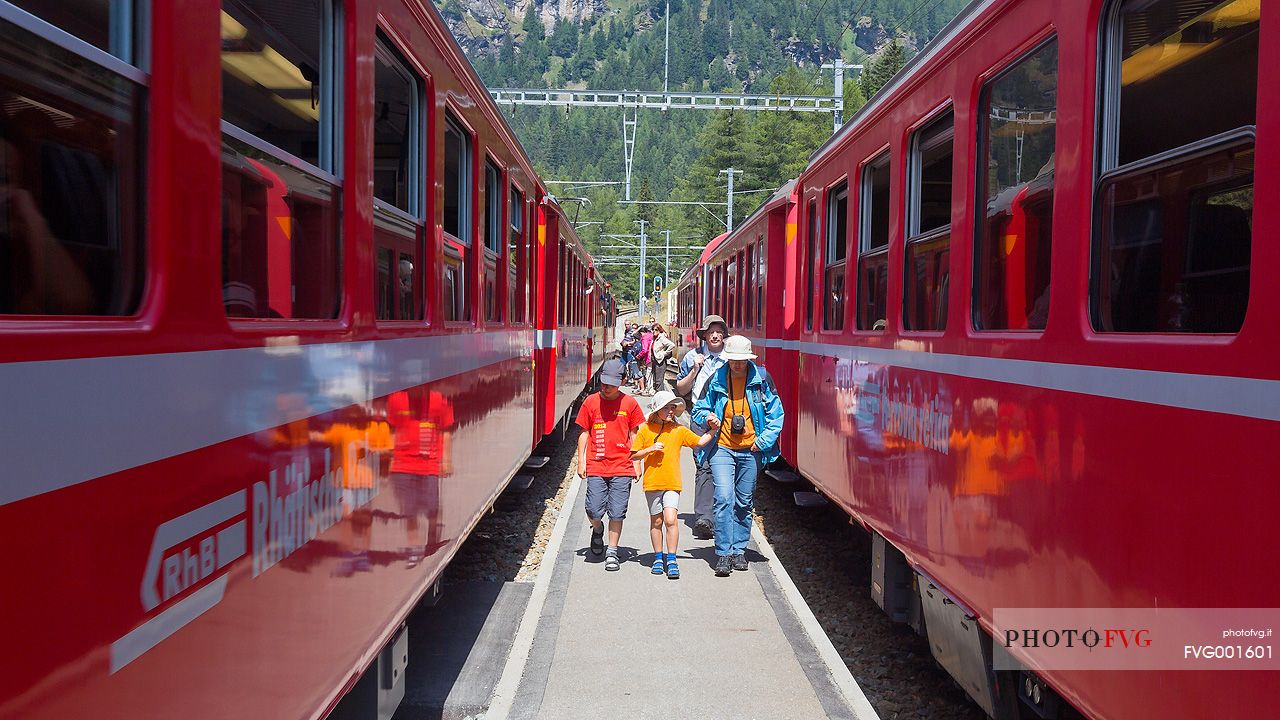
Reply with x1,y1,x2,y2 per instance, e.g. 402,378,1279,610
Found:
672,231,730,359
532,199,608,442
0,1,596,719
682,0,1278,717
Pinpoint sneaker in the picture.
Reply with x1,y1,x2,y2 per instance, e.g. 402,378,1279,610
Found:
731,553,748,571
590,525,604,556
714,555,732,577
692,518,714,540
605,550,620,572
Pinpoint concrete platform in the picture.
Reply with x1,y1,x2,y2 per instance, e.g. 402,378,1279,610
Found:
489,393,879,720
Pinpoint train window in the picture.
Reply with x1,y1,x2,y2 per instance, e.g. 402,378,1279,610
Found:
0,9,145,316
727,257,738,328
376,247,393,318
372,33,422,322
372,33,420,213
443,113,471,244
6,0,138,60
823,182,848,331
483,160,501,323
443,112,471,322
1093,0,1255,333
221,0,342,320
222,136,341,319
556,239,565,325
569,258,577,326
975,40,1057,332
905,111,953,332
804,200,817,331
744,243,754,328
527,200,537,322
373,217,421,321
1106,0,1257,168
857,154,890,331
221,0,339,171
508,187,525,323
756,238,765,329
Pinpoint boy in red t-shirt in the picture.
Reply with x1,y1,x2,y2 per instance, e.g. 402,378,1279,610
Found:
576,359,646,571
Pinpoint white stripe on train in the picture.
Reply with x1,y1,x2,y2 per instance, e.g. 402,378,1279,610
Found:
0,330,532,507
5,331,1277,509
751,338,1280,422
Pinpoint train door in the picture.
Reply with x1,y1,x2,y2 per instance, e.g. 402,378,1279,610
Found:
767,196,801,463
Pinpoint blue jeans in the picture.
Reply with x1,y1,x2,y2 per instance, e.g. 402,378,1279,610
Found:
709,446,761,557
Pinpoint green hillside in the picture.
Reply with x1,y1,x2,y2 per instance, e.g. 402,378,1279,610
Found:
435,0,968,303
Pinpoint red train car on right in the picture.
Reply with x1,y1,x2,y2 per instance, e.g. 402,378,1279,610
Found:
780,0,1277,717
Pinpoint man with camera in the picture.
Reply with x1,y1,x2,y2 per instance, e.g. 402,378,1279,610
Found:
691,335,784,577
674,314,729,539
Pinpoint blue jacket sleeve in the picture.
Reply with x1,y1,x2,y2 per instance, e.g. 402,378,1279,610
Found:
692,384,714,426
753,385,785,451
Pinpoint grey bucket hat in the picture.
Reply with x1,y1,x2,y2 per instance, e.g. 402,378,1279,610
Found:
599,359,625,386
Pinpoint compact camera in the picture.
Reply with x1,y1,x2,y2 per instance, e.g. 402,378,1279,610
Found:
729,414,746,435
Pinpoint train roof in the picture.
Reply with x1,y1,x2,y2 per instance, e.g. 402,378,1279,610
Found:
702,179,797,263
807,0,990,169
420,0,548,200
698,233,731,264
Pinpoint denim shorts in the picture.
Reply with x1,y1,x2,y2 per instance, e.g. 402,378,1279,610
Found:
585,475,631,521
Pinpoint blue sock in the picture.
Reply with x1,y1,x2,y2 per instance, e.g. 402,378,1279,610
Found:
665,552,677,562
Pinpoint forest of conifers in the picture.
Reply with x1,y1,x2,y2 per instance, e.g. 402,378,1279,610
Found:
436,0,968,302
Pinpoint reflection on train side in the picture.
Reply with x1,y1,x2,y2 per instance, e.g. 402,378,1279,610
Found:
248,385,458,577
831,358,1087,576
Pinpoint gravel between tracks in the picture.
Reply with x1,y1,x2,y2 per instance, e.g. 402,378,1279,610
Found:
443,425,582,584
442,426,985,719
753,476,987,720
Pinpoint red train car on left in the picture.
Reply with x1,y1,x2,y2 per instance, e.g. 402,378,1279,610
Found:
0,2,604,719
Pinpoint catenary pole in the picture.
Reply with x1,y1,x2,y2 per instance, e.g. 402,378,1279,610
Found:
637,219,648,318
663,3,670,93
720,168,742,231
664,229,671,289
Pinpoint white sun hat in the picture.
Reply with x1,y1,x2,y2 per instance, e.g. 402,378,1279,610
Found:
721,335,757,361
647,390,685,420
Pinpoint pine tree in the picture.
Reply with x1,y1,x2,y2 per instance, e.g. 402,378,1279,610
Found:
636,178,656,226
860,39,907,98
521,6,544,43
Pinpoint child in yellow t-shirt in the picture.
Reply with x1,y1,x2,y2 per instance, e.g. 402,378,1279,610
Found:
631,390,715,579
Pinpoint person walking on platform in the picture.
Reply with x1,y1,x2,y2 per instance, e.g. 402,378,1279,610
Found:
692,336,784,577
649,323,676,393
634,324,654,395
674,314,729,540
576,358,646,571
631,390,716,579
620,322,639,385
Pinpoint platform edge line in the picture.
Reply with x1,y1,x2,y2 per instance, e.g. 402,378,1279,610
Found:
484,470,584,719
751,521,882,720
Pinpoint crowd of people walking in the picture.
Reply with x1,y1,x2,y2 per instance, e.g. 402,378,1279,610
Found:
575,312,784,577
616,317,677,396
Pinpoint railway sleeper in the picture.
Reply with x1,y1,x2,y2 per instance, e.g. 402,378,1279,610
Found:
871,531,1078,720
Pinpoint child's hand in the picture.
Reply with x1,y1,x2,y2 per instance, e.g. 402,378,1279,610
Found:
651,441,665,452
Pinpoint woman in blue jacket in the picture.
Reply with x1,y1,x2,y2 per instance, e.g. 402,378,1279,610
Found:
691,335,785,576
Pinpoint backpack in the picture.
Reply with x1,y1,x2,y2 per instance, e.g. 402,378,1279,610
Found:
637,332,653,362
